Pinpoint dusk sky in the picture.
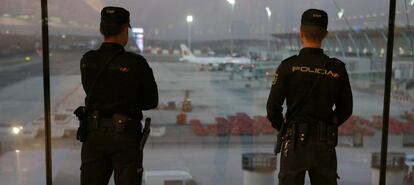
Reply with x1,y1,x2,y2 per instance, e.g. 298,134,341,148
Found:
1,0,412,40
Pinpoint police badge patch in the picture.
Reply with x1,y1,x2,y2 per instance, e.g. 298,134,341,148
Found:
272,73,278,85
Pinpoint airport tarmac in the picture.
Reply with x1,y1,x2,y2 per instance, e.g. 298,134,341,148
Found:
1,51,414,185
0,52,411,126
3,142,414,185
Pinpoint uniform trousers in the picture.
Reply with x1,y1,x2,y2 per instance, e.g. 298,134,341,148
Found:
278,123,338,185
81,119,143,185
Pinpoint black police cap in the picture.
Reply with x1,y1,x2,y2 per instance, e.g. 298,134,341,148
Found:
301,9,328,29
101,6,131,28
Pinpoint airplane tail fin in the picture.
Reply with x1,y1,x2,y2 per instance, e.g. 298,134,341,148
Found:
180,44,194,57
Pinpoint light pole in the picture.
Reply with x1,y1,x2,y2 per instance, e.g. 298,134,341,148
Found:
227,0,235,55
186,15,193,50
337,9,344,19
265,6,272,51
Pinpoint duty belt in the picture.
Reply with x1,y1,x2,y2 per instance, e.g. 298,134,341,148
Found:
282,121,338,157
87,110,141,133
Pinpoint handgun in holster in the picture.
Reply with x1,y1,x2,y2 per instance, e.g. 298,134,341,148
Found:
74,106,88,142
274,123,286,155
140,118,151,150
137,118,151,183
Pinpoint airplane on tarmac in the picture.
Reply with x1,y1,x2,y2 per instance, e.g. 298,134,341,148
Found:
179,44,251,71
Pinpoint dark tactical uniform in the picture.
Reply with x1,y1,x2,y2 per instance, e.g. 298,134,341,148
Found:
80,7,158,185
266,9,353,185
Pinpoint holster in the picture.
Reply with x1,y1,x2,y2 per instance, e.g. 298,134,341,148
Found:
74,106,88,142
318,121,338,147
326,124,338,147
318,121,327,142
274,123,286,155
87,111,136,134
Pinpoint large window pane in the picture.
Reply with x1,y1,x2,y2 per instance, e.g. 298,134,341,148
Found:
0,1,45,184
6,0,414,185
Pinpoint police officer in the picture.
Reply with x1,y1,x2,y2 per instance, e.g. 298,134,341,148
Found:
79,6,158,185
266,9,353,185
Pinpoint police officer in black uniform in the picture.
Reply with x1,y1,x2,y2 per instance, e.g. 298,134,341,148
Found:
79,6,158,185
266,9,353,185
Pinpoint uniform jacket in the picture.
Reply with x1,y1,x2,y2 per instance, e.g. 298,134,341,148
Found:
266,48,352,130
80,42,158,120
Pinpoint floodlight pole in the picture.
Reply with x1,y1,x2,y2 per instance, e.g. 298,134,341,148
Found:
227,0,235,55
230,4,234,55
186,15,193,50
265,7,272,51
41,0,53,185
188,22,192,50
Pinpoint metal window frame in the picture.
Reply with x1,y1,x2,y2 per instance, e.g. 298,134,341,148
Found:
41,0,53,185
379,0,397,184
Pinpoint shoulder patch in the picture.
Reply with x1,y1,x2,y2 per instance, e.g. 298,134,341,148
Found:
271,73,278,85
